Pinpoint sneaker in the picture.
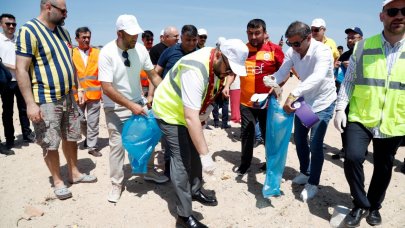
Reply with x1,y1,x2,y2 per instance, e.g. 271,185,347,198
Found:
292,173,310,185
0,145,15,156
300,183,318,202
144,169,169,184
107,184,122,203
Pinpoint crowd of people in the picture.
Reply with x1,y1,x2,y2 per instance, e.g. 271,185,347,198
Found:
1,0,405,227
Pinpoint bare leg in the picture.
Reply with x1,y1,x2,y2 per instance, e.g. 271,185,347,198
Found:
62,140,82,181
43,150,64,188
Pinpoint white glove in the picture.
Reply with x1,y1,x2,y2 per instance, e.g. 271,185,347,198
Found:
200,153,215,175
199,105,214,122
334,110,347,133
263,75,282,98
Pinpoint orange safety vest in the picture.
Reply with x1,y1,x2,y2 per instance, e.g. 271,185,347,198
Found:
140,70,149,88
72,47,101,101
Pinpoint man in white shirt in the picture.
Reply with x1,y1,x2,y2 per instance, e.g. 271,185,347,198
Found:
0,13,33,151
270,21,336,202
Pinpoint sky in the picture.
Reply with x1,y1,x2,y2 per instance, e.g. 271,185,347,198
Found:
2,0,384,52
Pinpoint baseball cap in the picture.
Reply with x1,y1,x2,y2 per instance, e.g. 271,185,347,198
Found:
311,18,326,28
116,14,143,35
198,28,208,36
219,39,248,76
382,0,397,7
345,27,363,37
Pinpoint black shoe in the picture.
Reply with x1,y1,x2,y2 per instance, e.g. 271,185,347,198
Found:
235,165,248,176
221,124,231,129
0,145,15,156
83,139,88,149
344,207,369,227
366,210,382,226
213,122,219,128
88,149,102,157
259,163,266,171
5,140,14,149
23,132,35,143
192,190,218,206
176,215,208,228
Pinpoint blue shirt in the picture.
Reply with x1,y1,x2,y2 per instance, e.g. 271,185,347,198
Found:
157,43,196,78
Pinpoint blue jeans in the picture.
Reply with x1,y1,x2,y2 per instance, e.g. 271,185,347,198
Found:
294,102,335,185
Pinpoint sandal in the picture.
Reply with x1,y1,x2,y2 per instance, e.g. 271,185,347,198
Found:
70,174,97,184
54,185,72,200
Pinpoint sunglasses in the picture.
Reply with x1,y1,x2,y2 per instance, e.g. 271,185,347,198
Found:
199,35,207,39
51,3,68,14
385,7,405,17
5,22,17,27
286,37,307,48
311,27,322,33
122,51,130,67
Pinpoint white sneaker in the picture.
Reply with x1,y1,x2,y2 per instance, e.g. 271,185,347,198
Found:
300,184,318,202
107,184,122,203
144,169,169,184
292,173,309,185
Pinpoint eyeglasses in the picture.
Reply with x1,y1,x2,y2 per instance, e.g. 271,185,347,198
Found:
51,3,68,14
385,7,405,17
122,51,130,67
346,36,361,40
4,22,17,27
286,37,307,48
311,27,323,33
199,35,207,39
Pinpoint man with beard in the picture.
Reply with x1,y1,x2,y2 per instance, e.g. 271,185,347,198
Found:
152,38,248,228
98,14,163,203
16,0,97,200
335,0,405,226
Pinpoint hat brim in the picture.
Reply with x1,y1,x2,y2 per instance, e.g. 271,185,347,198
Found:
124,27,144,36
229,60,247,76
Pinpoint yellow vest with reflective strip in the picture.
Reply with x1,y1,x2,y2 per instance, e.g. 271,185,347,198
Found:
152,48,218,126
348,34,405,136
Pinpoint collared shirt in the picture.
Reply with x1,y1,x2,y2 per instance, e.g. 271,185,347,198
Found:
16,18,75,104
78,48,90,67
336,33,405,138
0,32,16,80
273,38,336,112
157,43,196,78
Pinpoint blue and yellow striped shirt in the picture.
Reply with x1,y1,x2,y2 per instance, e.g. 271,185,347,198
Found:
16,18,74,104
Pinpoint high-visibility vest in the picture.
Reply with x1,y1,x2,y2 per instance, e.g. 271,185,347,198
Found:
72,47,101,100
348,34,405,136
152,48,221,126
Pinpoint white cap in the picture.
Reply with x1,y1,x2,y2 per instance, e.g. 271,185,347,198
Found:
219,39,248,76
382,0,396,6
160,29,164,36
116,14,143,35
311,18,326,28
198,28,208,36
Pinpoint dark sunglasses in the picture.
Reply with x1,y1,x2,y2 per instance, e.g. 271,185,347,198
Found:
51,3,68,14
286,37,307,48
385,7,405,17
199,35,207,39
5,22,17,27
122,51,130,67
311,27,322,33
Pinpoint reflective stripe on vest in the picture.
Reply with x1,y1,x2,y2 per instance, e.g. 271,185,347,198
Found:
349,34,405,136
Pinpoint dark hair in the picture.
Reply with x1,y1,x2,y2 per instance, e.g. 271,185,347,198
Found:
0,14,15,22
285,21,311,39
181,25,198,37
337,45,343,50
247,19,266,33
142,30,154,39
75,27,91,38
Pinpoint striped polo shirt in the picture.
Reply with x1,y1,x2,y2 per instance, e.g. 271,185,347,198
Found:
16,18,74,104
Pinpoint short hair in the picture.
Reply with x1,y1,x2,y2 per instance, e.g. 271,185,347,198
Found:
247,19,267,33
75,27,91,38
142,30,154,39
181,25,198,37
337,45,343,50
0,14,15,22
285,21,311,39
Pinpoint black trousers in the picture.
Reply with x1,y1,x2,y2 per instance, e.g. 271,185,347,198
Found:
1,81,31,142
239,104,267,169
343,122,403,210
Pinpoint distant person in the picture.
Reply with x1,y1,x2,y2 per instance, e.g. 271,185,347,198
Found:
337,45,344,56
140,30,154,96
72,26,102,157
0,13,34,150
334,0,405,226
99,14,167,203
16,0,97,200
311,18,340,61
149,26,179,66
197,28,208,49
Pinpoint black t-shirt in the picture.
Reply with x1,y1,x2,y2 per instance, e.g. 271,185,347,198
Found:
149,42,168,65
338,48,353,62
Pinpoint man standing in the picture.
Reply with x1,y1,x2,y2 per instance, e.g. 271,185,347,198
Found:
334,0,405,226
152,38,248,228
311,18,340,61
72,26,102,157
16,0,97,200
197,28,207,49
270,21,336,202
98,14,165,203
149,26,179,66
233,19,284,176
0,13,33,149
140,30,154,96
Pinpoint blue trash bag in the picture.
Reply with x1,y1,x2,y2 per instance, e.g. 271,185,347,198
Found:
263,96,294,198
122,111,162,174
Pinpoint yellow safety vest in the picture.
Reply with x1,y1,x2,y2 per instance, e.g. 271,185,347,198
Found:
348,34,405,136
